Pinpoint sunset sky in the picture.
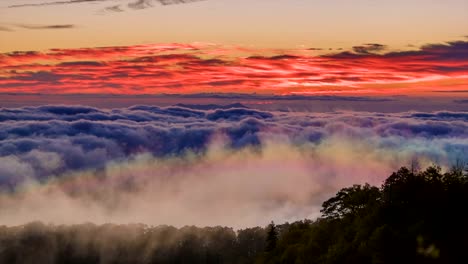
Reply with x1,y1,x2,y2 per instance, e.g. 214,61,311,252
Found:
0,0,467,96
1,0,468,51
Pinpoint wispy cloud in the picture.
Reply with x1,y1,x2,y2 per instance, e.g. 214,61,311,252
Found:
0,25,13,31
8,0,206,11
352,43,387,54
15,23,75,29
0,23,76,32
8,0,107,8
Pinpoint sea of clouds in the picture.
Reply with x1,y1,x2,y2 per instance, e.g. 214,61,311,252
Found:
0,104,466,228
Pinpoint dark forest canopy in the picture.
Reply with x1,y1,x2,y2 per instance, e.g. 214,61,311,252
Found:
0,164,467,264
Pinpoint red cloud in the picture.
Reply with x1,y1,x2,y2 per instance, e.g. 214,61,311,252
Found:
0,41,467,95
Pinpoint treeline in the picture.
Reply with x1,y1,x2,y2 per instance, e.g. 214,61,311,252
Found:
0,165,467,264
259,165,468,264
0,224,266,264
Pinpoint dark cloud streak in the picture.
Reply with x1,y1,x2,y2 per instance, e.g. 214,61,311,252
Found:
15,24,75,29
9,0,112,8
8,0,207,11
352,43,387,54
0,23,76,32
0,26,13,31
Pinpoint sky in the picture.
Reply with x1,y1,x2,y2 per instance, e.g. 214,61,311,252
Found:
0,0,467,228
1,0,467,51
0,0,467,96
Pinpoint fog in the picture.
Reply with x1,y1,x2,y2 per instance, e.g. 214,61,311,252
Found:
0,105,466,227
0,136,456,228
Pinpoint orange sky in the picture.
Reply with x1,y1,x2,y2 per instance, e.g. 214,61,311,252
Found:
1,0,468,52
0,41,467,96
0,0,467,96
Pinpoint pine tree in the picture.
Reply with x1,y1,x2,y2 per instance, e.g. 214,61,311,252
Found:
265,221,278,252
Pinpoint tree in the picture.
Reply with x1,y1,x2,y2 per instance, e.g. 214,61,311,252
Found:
265,222,278,252
321,183,381,219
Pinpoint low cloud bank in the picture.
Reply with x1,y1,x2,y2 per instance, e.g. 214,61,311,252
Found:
0,105,466,227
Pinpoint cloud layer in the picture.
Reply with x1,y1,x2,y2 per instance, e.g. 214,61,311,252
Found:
0,105,466,227
0,41,467,95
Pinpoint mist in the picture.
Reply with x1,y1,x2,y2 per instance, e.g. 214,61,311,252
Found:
0,105,466,227
0,135,460,228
